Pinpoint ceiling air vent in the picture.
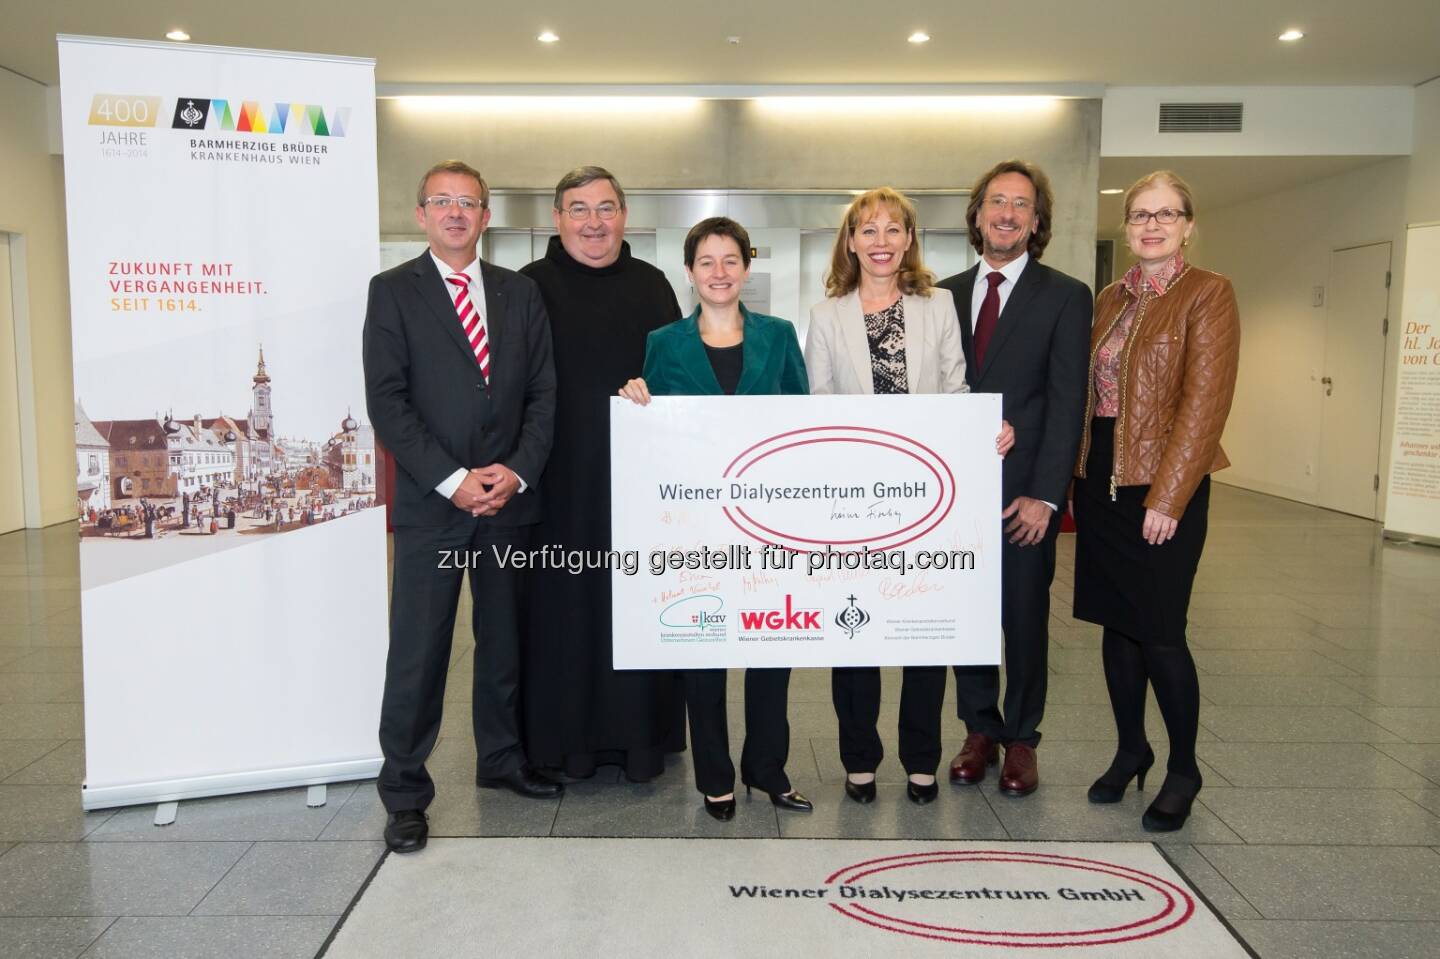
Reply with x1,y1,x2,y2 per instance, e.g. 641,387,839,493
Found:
1158,102,1243,133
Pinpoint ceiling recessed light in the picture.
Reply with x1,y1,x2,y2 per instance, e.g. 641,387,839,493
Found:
1278,29,1304,42
165,29,190,42
908,31,931,44
1099,188,1124,195
537,31,559,43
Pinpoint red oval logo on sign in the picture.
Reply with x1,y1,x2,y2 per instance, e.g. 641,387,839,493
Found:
720,426,955,553
824,850,1197,947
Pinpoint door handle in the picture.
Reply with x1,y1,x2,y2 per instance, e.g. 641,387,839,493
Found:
1321,376,1333,396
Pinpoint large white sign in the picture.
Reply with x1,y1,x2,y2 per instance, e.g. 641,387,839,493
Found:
59,36,386,809
1385,222,1440,543
610,395,1002,668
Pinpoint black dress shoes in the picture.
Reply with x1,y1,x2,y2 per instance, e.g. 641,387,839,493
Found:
384,809,428,854
1142,772,1202,833
748,785,814,812
906,778,940,805
703,795,736,821
477,764,565,799
844,776,877,804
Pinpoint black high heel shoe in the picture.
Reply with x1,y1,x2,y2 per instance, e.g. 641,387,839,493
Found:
1087,747,1155,804
906,776,939,805
1142,772,1202,832
844,775,877,804
746,785,813,812
703,794,736,822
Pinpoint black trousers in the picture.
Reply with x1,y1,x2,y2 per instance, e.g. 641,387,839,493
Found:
377,520,530,813
832,665,947,776
952,526,1056,747
685,668,792,796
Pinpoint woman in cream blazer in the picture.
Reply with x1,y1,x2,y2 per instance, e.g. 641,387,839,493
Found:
806,288,969,395
804,187,1011,807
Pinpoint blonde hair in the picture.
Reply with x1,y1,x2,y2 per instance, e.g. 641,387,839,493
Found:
1122,170,1195,228
824,187,935,298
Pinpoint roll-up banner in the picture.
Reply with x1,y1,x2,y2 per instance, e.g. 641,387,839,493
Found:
58,36,387,809
1384,222,1440,545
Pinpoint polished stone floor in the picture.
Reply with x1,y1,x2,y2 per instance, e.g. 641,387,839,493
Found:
0,484,1437,958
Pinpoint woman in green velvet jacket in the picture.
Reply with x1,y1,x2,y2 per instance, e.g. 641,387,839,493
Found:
618,216,811,822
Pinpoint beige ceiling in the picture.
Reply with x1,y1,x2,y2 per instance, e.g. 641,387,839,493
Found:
2,0,1437,87
1095,155,1395,237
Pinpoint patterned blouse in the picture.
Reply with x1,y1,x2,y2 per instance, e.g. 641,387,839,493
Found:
1093,252,1187,416
864,298,908,395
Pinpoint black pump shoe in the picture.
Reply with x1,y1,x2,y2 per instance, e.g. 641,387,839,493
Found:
906,777,940,805
1088,747,1156,804
703,794,736,821
1142,772,1202,832
844,776,877,804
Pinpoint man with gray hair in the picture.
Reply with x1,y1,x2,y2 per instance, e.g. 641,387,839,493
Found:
364,159,560,855
520,166,685,782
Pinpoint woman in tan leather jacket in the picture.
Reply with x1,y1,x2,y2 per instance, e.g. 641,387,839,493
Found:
1071,171,1239,832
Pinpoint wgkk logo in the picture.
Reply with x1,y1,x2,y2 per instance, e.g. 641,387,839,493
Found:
739,595,823,632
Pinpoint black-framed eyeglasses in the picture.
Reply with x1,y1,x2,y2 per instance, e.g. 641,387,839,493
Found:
1126,208,1189,226
425,195,485,211
561,202,621,221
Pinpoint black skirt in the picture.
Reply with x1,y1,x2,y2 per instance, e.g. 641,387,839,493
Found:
1072,417,1210,646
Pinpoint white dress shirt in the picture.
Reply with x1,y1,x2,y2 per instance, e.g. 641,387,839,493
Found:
429,254,527,501
968,251,1029,332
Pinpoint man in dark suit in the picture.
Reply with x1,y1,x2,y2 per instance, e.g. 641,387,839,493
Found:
363,160,559,854
937,159,1092,797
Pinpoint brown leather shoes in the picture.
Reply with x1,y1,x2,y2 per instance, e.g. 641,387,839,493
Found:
948,733,999,784
999,743,1039,797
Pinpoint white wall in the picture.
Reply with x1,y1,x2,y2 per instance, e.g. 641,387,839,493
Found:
1191,158,1410,510
1407,79,1440,223
1103,86,1414,157
0,67,74,528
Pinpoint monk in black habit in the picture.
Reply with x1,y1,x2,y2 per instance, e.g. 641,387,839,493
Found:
520,166,686,781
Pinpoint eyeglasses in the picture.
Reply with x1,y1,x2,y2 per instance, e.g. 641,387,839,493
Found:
1126,208,1189,226
561,202,621,221
425,195,485,211
985,195,1033,213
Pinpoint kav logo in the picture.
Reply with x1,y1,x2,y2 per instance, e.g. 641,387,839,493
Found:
740,595,822,631
659,594,726,630
835,595,870,639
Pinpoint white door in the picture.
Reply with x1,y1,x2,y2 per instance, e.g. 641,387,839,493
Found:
1318,242,1391,518
0,234,25,534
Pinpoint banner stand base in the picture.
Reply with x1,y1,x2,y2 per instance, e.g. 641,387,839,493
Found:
1382,530,1440,548
82,758,382,811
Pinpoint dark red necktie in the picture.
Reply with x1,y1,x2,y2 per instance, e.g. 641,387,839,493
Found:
973,271,1005,369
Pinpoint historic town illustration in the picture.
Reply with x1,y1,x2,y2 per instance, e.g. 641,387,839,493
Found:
74,347,377,544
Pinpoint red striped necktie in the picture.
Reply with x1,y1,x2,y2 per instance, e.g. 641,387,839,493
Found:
446,272,490,383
